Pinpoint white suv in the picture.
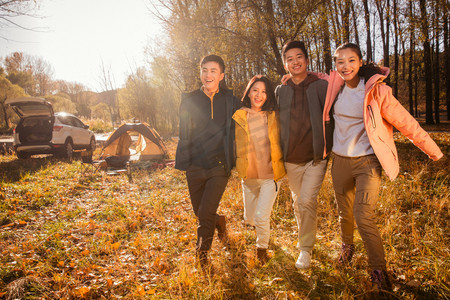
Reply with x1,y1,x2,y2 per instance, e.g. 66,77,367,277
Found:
6,97,96,160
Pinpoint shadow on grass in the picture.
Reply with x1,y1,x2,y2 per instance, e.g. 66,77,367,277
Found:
219,241,330,299
0,155,67,183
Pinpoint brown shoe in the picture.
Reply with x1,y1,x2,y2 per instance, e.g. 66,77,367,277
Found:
196,250,209,268
216,215,227,242
196,250,215,274
257,248,270,264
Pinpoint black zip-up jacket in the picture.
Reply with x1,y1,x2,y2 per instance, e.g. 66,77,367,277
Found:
175,88,241,173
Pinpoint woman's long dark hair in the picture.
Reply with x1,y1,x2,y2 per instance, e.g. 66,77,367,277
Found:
241,75,277,111
333,43,383,82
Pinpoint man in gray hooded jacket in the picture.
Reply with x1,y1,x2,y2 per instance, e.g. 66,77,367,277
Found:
275,40,328,269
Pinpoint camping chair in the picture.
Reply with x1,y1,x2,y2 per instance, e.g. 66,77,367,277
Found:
80,150,104,176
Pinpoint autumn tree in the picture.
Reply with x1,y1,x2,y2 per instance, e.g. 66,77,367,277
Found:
0,0,40,39
118,67,156,127
2,52,54,96
0,75,25,128
44,93,77,114
419,0,434,124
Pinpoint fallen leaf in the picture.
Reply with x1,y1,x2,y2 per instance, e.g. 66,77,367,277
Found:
407,279,421,287
112,242,120,250
77,286,90,298
135,285,146,296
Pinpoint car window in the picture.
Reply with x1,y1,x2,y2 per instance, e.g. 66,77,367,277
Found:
71,117,86,128
22,117,51,127
56,116,71,126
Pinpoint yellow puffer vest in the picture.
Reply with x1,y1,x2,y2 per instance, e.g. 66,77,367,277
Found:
232,109,286,181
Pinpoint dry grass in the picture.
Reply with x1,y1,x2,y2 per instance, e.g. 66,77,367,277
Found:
0,133,448,299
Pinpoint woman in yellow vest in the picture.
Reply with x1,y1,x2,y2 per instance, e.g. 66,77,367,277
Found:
233,75,286,263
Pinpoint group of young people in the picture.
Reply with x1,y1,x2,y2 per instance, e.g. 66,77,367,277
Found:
174,41,443,292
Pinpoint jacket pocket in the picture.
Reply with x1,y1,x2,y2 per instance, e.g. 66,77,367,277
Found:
377,136,397,162
367,105,376,128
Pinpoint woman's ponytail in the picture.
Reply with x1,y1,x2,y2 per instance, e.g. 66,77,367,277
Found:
358,62,383,82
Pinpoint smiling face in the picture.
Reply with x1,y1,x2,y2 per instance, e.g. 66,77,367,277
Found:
248,80,267,112
284,47,308,80
334,48,363,88
200,61,224,95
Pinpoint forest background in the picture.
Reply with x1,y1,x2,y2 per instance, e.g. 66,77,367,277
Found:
0,0,449,136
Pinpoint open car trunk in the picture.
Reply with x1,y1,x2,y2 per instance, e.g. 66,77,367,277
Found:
17,116,54,144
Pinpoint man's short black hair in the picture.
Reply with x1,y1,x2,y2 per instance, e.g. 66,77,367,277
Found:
281,40,309,62
200,55,225,73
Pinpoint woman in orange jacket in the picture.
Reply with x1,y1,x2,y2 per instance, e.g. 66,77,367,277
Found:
233,75,286,263
322,43,443,293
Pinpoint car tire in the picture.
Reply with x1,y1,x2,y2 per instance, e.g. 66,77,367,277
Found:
17,151,31,159
88,137,96,151
62,140,73,161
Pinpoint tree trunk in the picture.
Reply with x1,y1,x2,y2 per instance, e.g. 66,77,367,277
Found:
350,0,360,45
401,38,406,80
393,0,399,97
444,0,450,120
415,61,419,117
386,0,390,68
375,0,387,66
333,0,343,45
1,97,9,128
321,1,333,73
408,0,415,115
263,0,285,75
363,0,373,61
434,0,440,123
419,0,434,124
343,0,351,42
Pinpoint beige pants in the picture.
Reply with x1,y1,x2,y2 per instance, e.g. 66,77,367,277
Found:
331,153,386,269
285,160,328,252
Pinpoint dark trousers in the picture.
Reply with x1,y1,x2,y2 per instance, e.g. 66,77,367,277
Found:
186,165,229,251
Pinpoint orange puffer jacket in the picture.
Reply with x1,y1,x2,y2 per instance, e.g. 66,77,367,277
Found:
323,67,443,181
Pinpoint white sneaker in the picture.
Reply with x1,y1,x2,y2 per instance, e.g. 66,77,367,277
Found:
295,251,311,269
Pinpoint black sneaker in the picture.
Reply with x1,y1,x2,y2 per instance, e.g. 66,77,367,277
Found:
338,243,355,265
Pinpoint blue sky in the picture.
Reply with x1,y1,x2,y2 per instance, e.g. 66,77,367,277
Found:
0,0,163,91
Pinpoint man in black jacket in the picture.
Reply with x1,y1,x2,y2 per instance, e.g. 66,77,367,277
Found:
175,55,240,267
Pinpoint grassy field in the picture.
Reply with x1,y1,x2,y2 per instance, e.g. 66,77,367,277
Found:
0,133,448,299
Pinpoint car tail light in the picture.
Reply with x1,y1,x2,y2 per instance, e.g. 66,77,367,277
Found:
53,125,63,132
13,128,16,134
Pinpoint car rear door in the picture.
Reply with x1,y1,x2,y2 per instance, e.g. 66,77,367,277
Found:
5,97,54,118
